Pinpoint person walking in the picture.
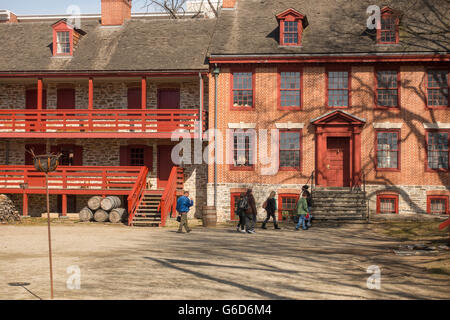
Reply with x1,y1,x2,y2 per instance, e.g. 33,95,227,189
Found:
262,191,280,230
176,191,194,233
295,192,309,231
302,185,313,227
236,193,247,233
244,189,257,234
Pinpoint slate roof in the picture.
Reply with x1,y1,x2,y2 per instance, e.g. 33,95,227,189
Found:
0,17,216,72
209,0,450,56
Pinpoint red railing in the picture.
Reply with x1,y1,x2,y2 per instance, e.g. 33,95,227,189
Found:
127,166,149,226
0,109,205,135
0,165,143,193
158,167,183,227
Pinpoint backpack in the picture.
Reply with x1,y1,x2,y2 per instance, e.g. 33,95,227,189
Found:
262,199,268,209
239,196,249,210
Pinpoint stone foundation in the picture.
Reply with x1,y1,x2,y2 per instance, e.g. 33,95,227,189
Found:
207,183,450,222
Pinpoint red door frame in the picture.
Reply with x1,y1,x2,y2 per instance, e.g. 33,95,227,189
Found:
312,111,365,187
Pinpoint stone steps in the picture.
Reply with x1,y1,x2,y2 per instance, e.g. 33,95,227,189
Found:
310,188,367,221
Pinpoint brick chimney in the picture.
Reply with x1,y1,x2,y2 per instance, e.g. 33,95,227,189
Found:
101,0,132,26
0,10,18,23
222,0,237,9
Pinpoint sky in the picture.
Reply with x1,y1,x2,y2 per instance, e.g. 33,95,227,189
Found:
0,0,152,15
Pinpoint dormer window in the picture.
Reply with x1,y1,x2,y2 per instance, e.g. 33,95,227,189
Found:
377,7,399,44
276,8,308,47
51,19,86,56
56,31,71,54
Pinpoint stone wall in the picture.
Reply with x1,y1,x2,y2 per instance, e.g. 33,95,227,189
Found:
2,138,208,218
0,78,208,110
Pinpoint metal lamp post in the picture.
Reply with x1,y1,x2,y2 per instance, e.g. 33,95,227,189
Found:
32,152,61,300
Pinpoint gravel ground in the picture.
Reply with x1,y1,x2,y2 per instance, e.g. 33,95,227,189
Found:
0,222,449,300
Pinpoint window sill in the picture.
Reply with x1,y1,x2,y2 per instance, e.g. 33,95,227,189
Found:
229,165,255,171
278,106,302,111
279,167,301,172
375,106,400,110
231,106,255,111
375,168,401,172
426,106,449,110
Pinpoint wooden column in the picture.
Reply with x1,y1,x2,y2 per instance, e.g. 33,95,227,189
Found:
88,78,94,110
37,78,43,110
353,126,362,187
141,77,147,109
316,128,325,186
23,193,28,216
62,194,67,216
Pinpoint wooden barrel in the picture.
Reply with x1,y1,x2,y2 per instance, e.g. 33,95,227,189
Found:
87,196,102,211
94,209,109,222
100,196,121,211
79,207,93,222
109,208,126,224
202,206,217,227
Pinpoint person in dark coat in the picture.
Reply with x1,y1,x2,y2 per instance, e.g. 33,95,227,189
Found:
244,189,257,234
302,185,313,227
236,193,246,233
262,191,280,230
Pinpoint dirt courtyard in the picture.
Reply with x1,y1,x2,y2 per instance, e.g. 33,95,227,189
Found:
0,221,449,300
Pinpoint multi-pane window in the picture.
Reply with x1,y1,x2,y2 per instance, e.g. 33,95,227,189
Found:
377,70,398,107
379,15,397,43
233,131,254,167
427,70,449,107
279,131,301,169
427,132,449,170
279,195,299,220
232,72,253,108
428,196,448,215
377,195,398,214
56,31,70,54
328,71,349,107
376,131,399,169
283,21,298,45
280,72,301,108
130,148,145,166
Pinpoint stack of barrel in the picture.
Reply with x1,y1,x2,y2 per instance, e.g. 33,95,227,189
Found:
79,196,127,224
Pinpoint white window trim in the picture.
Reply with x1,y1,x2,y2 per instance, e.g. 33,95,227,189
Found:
423,123,450,129
275,122,304,129
228,122,256,129
373,122,403,129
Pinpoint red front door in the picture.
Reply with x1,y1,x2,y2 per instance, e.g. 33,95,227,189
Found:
325,137,350,187
157,89,180,132
157,145,175,189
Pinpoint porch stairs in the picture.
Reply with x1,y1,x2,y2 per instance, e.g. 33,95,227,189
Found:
311,187,367,221
131,192,164,227
130,167,184,227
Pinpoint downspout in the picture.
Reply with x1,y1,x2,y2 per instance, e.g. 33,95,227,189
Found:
213,65,220,207
198,72,203,138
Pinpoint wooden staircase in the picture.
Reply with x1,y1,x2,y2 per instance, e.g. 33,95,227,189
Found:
129,167,184,227
131,192,163,227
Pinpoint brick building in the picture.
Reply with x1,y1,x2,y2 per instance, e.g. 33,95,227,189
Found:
0,0,448,225
206,0,449,222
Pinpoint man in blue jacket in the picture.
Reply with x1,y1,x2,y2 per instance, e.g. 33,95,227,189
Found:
176,191,194,233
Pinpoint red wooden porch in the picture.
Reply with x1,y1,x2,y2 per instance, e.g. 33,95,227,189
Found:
0,165,184,227
0,109,206,138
